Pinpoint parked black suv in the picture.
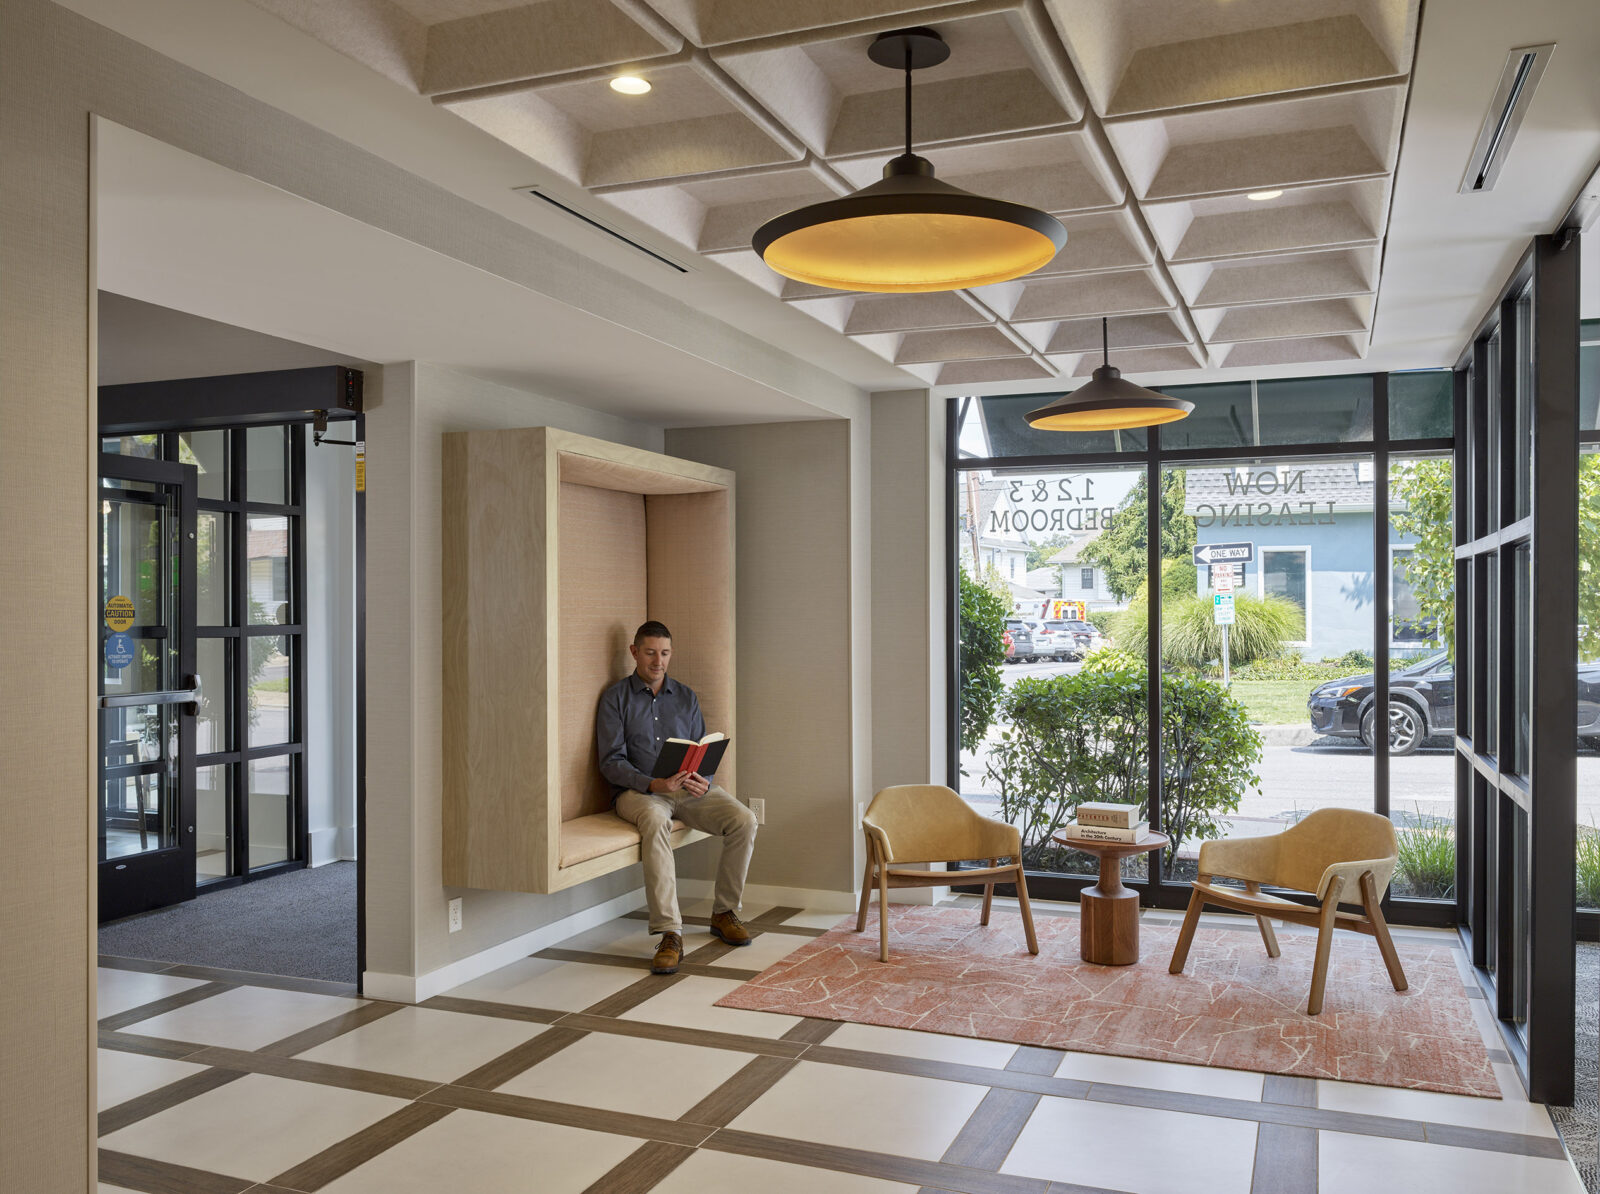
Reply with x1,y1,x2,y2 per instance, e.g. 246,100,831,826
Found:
1308,651,1600,755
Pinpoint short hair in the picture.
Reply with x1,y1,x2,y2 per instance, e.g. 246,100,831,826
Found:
633,620,672,646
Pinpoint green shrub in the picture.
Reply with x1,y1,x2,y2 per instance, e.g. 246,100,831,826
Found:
1087,610,1118,637
1394,812,1456,900
1578,822,1600,908
958,569,1008,754
985,664,1261,867
1114,592,1303,669
1232,657,1347,683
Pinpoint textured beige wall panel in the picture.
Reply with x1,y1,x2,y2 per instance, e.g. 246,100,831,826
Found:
0,3,94,1188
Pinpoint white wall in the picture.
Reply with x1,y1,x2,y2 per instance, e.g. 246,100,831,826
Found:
365,361,667,992
305,424,358,865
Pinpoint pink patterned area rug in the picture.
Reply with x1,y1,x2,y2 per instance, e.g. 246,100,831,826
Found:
717,906,1498,1097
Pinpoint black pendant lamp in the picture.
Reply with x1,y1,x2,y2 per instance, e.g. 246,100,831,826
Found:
1026,319,1193,431
752,28,1066,293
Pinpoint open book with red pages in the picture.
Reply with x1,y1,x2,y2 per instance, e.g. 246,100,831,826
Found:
651,732,730,780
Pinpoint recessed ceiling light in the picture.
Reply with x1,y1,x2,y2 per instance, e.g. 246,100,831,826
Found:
610,75,651,95
1247,190,1284,201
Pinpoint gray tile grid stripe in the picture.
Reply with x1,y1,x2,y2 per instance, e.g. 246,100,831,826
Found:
535,944,764,980
93,910,1569,1194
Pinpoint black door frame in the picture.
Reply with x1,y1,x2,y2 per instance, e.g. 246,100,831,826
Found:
1453,235,1579,1105
97,452,198,921
100,366,367,987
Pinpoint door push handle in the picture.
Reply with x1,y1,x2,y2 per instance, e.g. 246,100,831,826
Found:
100,674,200,713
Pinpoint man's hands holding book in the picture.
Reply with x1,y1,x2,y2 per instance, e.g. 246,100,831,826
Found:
650,771,710,797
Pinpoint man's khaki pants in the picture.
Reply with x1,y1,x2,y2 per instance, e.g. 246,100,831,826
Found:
614,786,757,935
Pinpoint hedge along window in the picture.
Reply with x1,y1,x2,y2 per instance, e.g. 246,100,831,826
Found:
954,463,1146,883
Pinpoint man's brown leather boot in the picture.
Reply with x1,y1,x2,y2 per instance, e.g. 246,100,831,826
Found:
709,910,753,946
651,931,683,974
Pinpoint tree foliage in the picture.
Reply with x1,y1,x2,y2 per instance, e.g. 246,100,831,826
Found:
1391,454,1600,660
985,665,1260,865
1388,458,1455,653
1025,533,1073,571
958,568,1009,754
1078,471,1197,601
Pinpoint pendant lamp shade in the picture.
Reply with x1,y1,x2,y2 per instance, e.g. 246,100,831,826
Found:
751,29,1065,293
1026,319,1193,431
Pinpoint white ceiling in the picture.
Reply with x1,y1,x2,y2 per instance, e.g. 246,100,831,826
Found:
94,120,848,426
63,0,1600,416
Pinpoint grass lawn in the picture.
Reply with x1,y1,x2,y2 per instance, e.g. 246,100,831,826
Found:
1225,679,1314,725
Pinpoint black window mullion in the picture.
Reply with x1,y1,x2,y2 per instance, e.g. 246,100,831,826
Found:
231,424,250,880
1373,377,1390,821
1145,430,1164,891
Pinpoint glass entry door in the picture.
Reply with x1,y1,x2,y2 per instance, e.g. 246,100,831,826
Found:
98,453,198,920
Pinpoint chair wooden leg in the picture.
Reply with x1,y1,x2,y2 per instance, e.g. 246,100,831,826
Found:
1013,862,1039,955
1361,871,1409,993
876,849,892,963
1307,875,1345,1015
1169,883,1208,974
1244,882,1280,958
855,836,874,933
980,858,996,926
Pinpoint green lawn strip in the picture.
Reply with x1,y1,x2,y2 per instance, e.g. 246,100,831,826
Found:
1225,679,1315,726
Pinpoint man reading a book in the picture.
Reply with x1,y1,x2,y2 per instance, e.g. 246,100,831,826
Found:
597,620,758,974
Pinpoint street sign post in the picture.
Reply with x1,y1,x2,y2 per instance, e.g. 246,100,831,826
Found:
1194,542,1254,567
1213,593,1236,685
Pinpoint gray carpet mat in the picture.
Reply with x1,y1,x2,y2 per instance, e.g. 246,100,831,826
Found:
1552,942,1599,1192
98,861,356,984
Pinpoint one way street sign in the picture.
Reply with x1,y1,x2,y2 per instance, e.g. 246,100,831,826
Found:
1194,541,1254,566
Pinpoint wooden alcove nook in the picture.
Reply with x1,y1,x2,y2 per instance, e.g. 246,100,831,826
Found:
443,427,736,894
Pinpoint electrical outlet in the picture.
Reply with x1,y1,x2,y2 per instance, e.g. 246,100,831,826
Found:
448,897,463,933
749,798,766,826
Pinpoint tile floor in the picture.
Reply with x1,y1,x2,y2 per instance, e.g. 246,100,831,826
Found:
95,899,1585,1194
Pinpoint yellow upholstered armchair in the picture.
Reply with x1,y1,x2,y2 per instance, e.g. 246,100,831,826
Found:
856,784,1038,962
1168,808,1408,1015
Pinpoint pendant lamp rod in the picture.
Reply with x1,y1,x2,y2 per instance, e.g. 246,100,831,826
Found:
904,44,913,157
1102,316,1108,367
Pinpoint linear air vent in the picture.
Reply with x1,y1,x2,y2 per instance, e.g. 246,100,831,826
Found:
514,187,688,273
1459,44,1555,194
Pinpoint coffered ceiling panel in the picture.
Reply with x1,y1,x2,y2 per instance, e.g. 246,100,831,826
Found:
250,0,1431,388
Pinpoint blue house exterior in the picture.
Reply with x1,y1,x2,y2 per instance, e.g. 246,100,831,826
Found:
1186,461,1432,660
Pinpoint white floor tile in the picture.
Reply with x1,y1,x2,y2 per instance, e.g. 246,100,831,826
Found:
730,1060,986,1161
119,985,363,1050
96,1048,207,1111
96,968,208,1019
497,1031,750,1118
1002,1095,1257,1194
556,918,716,961
824,1022,1018,1070
1316,1077,1556,1137
1319,1130,1585,1194
765,910,853,932
294,1006,546,1082
652,1150,917,1193
1054,1050,1265,1101
98,1073,407,1182
443,957,645,1012
318,1108,638,1194
705,928,812,971
620,975,802,1039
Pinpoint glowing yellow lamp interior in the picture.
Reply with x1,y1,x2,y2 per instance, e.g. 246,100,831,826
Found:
762,211,1060,293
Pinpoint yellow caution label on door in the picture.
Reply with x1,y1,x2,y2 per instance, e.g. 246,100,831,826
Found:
355,440,366,493
104,595,135,632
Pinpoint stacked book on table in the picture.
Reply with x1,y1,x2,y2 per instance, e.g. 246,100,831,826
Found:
1063,802,1148,843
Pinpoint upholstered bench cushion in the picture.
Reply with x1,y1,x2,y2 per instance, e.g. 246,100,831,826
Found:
558,810,688,868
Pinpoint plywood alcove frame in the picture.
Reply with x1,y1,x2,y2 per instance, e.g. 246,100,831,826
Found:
443,427,736,893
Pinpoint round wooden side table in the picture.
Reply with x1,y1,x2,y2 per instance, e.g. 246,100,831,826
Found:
1052,831,1170,965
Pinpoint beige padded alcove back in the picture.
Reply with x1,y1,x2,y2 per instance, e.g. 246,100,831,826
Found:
558,482,647,820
